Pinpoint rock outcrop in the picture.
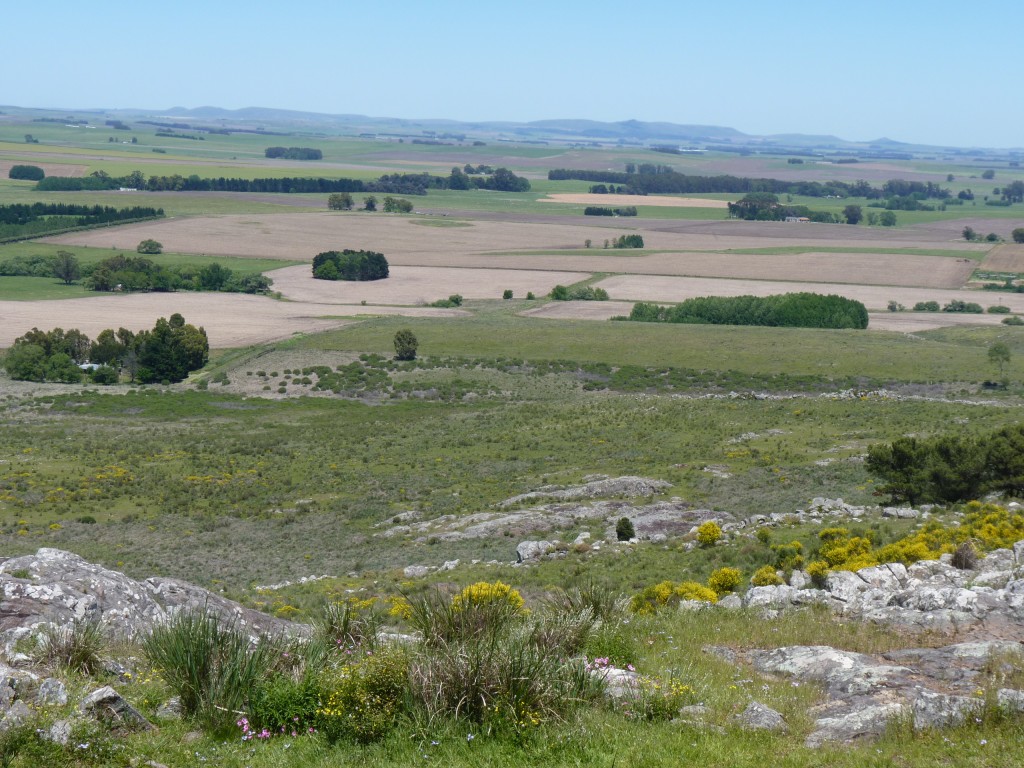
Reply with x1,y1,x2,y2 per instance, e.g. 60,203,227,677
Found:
0,548,302,644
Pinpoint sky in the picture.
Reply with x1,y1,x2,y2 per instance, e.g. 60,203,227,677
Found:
2,0,1019,148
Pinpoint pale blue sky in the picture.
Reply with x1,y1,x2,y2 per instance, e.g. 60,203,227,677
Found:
2,0,1019,148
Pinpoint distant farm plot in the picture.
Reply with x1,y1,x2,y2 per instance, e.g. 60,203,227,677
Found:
0,159,88,178
0,293,466,349
538,193,730,208
44,213,986,276
981,244,1024,272
269,265,589,305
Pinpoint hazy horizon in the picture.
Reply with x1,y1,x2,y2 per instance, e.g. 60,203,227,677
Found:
3,0,1021,149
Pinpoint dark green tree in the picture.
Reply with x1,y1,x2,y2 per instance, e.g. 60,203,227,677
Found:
52,251,81,285
363,196,377,211
137,239,163,254
615,517,636,541
328,193,353,210
989,342,1011,378
1012,228,1024,244
843,204,863,225
393,329,418,361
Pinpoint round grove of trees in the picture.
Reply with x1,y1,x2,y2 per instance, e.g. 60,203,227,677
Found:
312,250,389,281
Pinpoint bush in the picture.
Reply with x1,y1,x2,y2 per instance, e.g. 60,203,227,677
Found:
1003,316,1024,326
750,565,784,587
629,580,716,614
502,289,513,300
707,567,741,597
143,611,276,735
913,301,940,312
807,560,830,587
393,329,418,361
584,622,639,666
696,521,722,547
137,239,163,254
316,646,408,744
90,365,119,384
616,516,636,541
988,305,1012,314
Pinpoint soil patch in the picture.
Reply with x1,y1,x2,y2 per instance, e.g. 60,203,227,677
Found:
269,265,590,304
981,244,1024,272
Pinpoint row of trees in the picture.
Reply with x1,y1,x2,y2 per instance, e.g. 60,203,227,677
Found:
312,250,389,281
623,293,869,329
37,168,531,195
264,147,322,160
4,315,209,384
584,206,637,217
0,203,163,241
866,422,1024,505
550,168,953,200
327,194,413,212
3,251,273,294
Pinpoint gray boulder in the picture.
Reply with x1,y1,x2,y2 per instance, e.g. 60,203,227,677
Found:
37,678,68,706
734,701,788,732
516,540,555,563
78,686,153,730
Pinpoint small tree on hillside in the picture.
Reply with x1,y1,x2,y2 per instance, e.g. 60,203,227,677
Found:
989,342,1011,378
363,196,378,212
615,517,636,541
843,204,863,225
137,239,163,254
393,329,418,361
1012,228,1024,244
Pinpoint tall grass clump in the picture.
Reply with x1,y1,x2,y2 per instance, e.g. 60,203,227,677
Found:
405,583,599,732
142,610,276,734
36,619,105,676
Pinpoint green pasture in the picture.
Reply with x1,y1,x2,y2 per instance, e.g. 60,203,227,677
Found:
0,241,298,299
279,306,1022,384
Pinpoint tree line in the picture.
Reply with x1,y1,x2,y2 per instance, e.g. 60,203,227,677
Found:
4,315,209,385
0,203,164,242
621,293,869,329
312,250,389,281
264,147,323,160
867,423,1024,505
549,168,952,200
37,167,530,195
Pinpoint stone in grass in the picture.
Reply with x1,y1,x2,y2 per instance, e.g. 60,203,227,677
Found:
37,678,69,706
734,701,789,733
79,686,154,730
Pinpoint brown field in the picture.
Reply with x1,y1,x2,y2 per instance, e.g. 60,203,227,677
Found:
981,244,1024,272
0,294,466,349
0,159,87,178
538,193,729,208
269,265,589,304
45,212,982,273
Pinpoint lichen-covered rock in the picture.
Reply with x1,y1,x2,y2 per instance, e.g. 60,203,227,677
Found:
79,685,153,730
734,701,788,732
37,678,68,706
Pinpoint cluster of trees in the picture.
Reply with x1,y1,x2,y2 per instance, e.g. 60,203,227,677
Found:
328,194,412,212
0,203,163,242
726,193,839,223
550,168,952,201
264,147,323,160
584,206,637,217
38,168,531,196
312,250,389,281
8,165,44,181
444,166,531,192
866,422,1024,505
4,315,208,385
550,284,609,301
612,234,644,248
588,184,632,194
62,253,273,294
623,293,869,329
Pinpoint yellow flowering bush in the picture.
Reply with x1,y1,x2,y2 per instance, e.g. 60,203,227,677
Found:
316,647,408,744
707,567,742,597
750,565,783,587
629,580,716,615
451,581,526,614
696,521,723,547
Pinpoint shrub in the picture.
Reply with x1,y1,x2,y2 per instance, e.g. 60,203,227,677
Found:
90,365,119,384
36,619,105,675
1003,316,1024,326
393,329,418,361
696,521,722,547
624,673,698,721
452,581,526,615
316,646,408,744
616,516,636,541
707,567,741,597
629,580,716,615
549,284,570,300
313,599,382,650
951,540,980,570
988,305,1011,314
502,289,513,299
806,560,830,587
913,301,940,312
545,581,625,622
751,565,784,587
585,622,640,667
143,611,276,735
136,239,163,254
